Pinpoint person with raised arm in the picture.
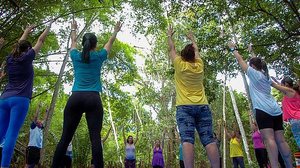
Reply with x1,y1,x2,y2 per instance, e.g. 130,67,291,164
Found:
167,25,220,168
224,125,245,168
228,42,293,168
51,20,122,168
251,122,269,168
123,127,138,168
152,139,164,168
25,107,48,168
272,76,300,150
0,22,52,167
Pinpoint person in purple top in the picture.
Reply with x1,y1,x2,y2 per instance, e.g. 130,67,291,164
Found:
251,122,269,168
0,22,52,167
152,139,164,168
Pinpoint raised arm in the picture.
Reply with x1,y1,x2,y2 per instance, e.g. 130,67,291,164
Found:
271,82,296,98
19,25,35,42
33,103,42,122
248,44,256,58
0,61,6,80
224,124,232,140
104,21,122,55
228,42,248,72
123,127,126,146
70,20,78,49
186,31,200,58
134,127,139,145
167,25,176,62
102,126,112,143
0,37,4,50
33,22,53,54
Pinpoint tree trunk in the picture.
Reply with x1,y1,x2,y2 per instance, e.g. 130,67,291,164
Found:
229,86,252,165
107,90,122,164
222,75,227,168
40,44,70,165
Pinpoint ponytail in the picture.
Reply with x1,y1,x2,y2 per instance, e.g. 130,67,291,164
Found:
11,40,32,58
249,57,269,79
282,76,300,94
261,61,269,80
12,43,21,58
81,33,98,64
82,40,90,63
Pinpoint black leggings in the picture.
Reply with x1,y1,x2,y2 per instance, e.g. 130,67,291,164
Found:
52,92,104,168
254,148,269,168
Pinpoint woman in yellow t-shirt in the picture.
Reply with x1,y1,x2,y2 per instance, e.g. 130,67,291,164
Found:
225,126,245,168
167,25,220,168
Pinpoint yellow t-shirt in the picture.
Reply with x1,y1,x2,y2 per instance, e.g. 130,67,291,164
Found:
174,56,208,106
230,137,243,158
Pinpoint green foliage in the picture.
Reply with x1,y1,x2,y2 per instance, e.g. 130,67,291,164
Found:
1,0,299,167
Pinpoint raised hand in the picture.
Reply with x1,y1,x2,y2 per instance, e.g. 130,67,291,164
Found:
71,20,78,30
186,31,195,41
228,41,236,49
167,25,175,37
0,37,4,46
24,25,35,33
247,43,253,52
114,21,122,33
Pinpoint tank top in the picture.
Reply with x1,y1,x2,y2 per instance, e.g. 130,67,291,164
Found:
125,143,135,160
252,131,265,149
230,137,243,157
282,93,300,121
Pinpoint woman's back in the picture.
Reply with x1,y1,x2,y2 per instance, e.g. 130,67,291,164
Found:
70,49,107,92
246,66,281,116
174,56,208,105
282,92,300,121
1,49,35,99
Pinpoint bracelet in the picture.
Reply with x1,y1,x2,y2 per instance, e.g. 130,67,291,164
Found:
229,48,236,52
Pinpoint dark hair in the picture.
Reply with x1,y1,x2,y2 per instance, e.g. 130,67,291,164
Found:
249,57,269,79
281,76,293,87
12,40,32,58
281,76,300,94
180,43,195,62
82,33,97,63
127,135,133,144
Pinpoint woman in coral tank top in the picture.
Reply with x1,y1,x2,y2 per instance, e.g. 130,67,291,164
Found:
272,76,300,150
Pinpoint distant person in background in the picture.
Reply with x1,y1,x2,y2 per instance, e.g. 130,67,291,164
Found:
251,122,269,168
152,139,164,168
225,125,245,168
179,143,184,168
25,108,47,168
123,133,138,168
0,21,52,167
62,142,72,168
213,132,222,168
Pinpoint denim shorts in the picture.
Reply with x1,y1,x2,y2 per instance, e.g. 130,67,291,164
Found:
176,105,214,146
290,119,300,149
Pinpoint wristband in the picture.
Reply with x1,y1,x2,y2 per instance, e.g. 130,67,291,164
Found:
229,48,236,52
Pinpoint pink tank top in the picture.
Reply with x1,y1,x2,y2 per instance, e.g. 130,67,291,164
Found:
252,131,265,149
282,93,300,121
